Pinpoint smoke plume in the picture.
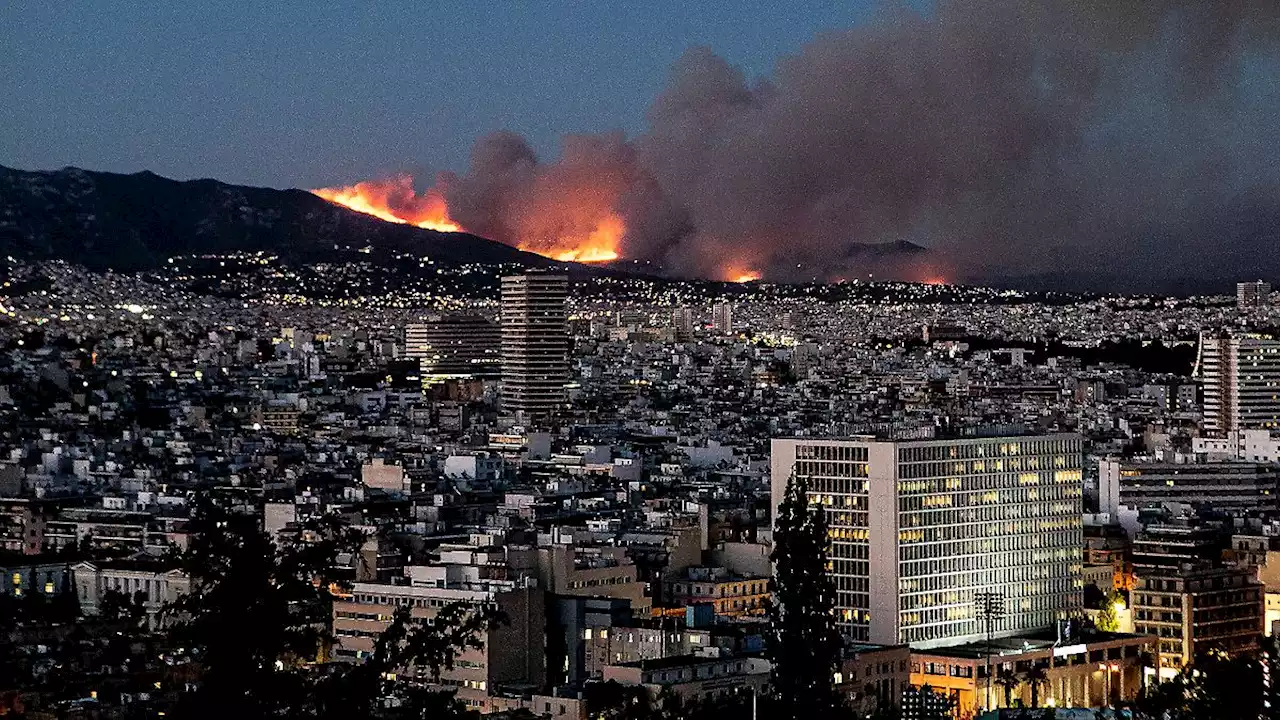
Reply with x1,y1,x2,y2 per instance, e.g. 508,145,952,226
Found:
346,0,1280,289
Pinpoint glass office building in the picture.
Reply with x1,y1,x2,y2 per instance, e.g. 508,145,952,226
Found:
771,432,1083,648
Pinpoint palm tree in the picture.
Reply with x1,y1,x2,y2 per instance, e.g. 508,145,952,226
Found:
1021,665,1049,708
995,668,1021,708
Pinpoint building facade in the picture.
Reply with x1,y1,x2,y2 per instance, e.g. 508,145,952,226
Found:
909,631,1152,716
1237,280,1271,310
405,314,501,382
1199,332,1280,434
1097,459,1280,515
1132,564,1263,673
333,574,545,712
771,432,1084,647
711,303,733,334
500,272,569,420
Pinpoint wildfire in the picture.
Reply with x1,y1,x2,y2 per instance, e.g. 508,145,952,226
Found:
311,176,461,233
530,214,624,264
719,266,762,283
310,176,624,264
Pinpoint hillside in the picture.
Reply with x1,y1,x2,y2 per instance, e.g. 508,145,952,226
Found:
0,165,557,270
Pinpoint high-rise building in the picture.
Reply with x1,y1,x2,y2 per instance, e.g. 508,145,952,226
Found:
1199,332,1280,434
671,307,694,341
1237,280,1271,310
771,431,1083,648
500,272,569,419
405,315,501,381
712,302,733,334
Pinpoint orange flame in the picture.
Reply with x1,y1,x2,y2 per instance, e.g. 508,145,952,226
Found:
718,266,761,283
311,175,624,263
311,176,461,233
529,214,623,263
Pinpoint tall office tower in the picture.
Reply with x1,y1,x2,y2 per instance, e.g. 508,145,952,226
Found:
1199,332,1280,434
500,272,569,420
405,315,501,381
771,431,1083,648
1237,280,1271,310
671,307,694,341
712,302,734,334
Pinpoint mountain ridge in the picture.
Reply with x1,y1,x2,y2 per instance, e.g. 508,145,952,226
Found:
0,164,559,271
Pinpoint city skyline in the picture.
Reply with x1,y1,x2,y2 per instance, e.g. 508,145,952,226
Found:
4,2,1280,287
6,3,1280,718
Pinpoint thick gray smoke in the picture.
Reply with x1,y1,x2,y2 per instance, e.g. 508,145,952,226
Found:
436,0,1280,290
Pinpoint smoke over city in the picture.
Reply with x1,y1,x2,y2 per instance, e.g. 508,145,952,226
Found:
322,0,1280,289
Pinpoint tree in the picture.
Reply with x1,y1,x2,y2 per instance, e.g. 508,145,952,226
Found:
169,495,511,720
1183,650,1263,720
995,668,1020,708
1021,665,1048,708
1094,590,1125,633
584,679,655,720
901,684,955,720
168,495,364,717
767,472,846,720
1134,650,1264,720
305,603,501,720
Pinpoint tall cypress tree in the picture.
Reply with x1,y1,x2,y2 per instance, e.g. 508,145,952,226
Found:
768,472,846,720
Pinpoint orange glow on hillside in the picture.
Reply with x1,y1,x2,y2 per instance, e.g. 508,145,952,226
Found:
311,176,461,233
719,266,761,283
311,176,627,263
526,213,624,264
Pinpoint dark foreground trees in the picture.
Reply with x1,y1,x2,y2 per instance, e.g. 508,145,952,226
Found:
1133,649,1264,720
169,496,501,719
767,471,846,720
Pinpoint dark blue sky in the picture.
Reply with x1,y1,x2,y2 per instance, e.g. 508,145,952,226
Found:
1,1,892,189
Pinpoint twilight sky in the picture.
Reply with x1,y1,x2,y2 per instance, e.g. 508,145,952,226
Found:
1,1,892,188
4,1,1279,290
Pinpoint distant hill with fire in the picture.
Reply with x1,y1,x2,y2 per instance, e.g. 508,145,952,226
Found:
0,165,561,271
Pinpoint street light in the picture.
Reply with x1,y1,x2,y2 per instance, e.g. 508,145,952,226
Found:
975,591,1006,711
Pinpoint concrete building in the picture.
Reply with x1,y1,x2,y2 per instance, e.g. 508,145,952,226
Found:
1237,280,1271,310
405,314,500,381
1131,525,1225,574
0,498,46,555
1097,459,1280,515
3,556,73,598
1192,428,1280,463
712,303,733,335
500,272,569,420
601,655,770,703
72,558,190,628
661,566,769,617
838,644,912,716
771,431,1084,647
671,307,694,341
333,570,545,712
1132,563,1263,673
909,630,1153,716
1199,332,1280,434
581,622,721,682
536,544,651,616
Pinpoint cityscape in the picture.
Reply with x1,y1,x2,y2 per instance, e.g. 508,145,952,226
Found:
3,2,1280,720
